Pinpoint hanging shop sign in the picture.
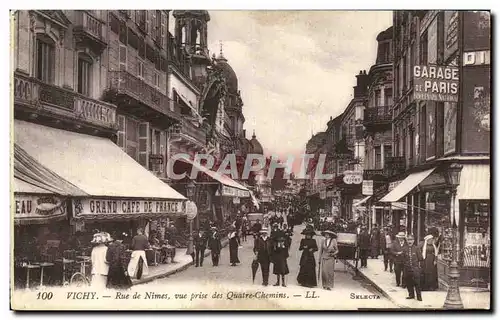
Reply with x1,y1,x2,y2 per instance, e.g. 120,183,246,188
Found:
362,180,374,196
413,65,459,102
185,200,198,221
221,185,250,198
463,51,491,67
14,195,67,222
72,198,184,217
343,170,363,185
388,180,402,192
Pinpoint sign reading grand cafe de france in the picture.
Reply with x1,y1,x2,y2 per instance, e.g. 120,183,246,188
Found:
73,198,184,217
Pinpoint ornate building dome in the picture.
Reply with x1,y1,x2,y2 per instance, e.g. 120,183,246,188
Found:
215,49,238,94
249,131,264,155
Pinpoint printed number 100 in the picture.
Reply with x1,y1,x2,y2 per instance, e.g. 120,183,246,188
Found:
37,292,53,300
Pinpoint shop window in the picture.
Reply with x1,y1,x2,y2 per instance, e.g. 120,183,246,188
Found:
77,54,92,96
35,37,55,84
462,201,490,268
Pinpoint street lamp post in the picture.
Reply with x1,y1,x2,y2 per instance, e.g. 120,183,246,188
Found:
186,181,196,258
443,162,464,309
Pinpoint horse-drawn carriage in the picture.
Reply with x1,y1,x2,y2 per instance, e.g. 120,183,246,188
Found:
336,232,358,261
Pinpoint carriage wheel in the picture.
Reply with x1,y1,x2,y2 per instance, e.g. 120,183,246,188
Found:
70,273,89,287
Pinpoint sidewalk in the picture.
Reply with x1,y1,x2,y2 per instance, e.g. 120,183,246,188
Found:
343,257,490,309
131,239,229,286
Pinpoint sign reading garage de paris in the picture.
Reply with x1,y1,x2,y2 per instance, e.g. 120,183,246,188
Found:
413,65,459,102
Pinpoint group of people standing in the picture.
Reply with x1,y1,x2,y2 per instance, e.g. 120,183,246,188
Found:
356,223,441,302
90,228,153,290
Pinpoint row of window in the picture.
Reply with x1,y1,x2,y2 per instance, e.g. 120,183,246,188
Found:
118,44,161,89
35,37,93,96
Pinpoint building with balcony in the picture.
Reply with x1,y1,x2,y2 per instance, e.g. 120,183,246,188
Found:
12,10,186,266
379,10,490,290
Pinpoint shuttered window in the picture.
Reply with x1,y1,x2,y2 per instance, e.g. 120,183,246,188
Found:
126,118,139,161
160,11,166,49
117,115,126,150
119,45,127,71
138,122,150,168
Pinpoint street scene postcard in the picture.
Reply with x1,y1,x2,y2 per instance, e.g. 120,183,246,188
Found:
10,9,491,311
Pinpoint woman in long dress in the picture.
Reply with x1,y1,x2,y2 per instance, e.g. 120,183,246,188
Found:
420,234,439,291
228,227,240,266
271,236,289,287
319,230,339,290
297,228,318,288
106,232,132,290
90,232,111,289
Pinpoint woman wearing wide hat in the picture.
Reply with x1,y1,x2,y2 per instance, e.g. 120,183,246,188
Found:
90,232,111,289
106,232,132,290
297,228,318,288
271,236,290,287
319,230,339,290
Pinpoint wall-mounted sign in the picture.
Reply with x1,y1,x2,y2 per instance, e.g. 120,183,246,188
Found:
185,200,198,221
14,195,67,222
463,51,491,66
362,180,374,196
221,185,250,198
72,198,184,217
74,99,116,127
343,170,363,185
413,65,459,102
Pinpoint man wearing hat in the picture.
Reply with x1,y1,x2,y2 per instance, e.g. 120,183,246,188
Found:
357,226,370,268
391,232,407,287
253,228,273,286
402,234,423,301
208,226,222,266
381,227,393,272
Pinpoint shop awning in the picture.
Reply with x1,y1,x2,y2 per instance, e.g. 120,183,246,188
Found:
353,196,371,207
14,177,53,194
178,157,250,198
380,168,436,202
457,164,490,200
14,144,88,196
15,120,186,219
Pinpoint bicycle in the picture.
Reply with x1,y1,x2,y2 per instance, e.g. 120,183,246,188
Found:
69,256,91,287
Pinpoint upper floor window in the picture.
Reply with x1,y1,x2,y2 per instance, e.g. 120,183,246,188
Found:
137,58,145,79
77,54,92,96
153,72,160,88
35,37,55,83
119,45,127,71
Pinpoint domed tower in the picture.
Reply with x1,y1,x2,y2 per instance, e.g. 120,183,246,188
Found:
249,130,264,155
214,44,245,137
173,10,212,87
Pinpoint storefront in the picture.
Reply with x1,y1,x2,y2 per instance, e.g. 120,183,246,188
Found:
380,160,490,289
14,120,187,286
172,157,250,229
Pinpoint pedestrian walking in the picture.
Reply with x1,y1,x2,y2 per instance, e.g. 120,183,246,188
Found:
297,227,318,288
253,228,272,286
251,219,263,238
420,234,439,291
90,232,110,289
370,224,380,259
391,232,407,287
241,216,248,242
358,226,370,268
208,226,222,266
271,236,289,287
382,227,393,272
319,230,339,290
228,226,240,266
127,228,149,280
283,223,292,251
403,234,423,301
106,232,132,290
194,230,208,267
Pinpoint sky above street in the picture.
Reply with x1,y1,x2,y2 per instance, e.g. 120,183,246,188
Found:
174,11,393,159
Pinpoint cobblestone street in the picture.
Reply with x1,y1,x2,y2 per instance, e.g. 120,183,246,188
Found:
136,225,397,309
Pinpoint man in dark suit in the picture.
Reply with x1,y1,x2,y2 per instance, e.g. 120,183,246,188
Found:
358,226,370,268
403,234,423,301
251,219,263,238
391,232,407,287
193,230,208,267
253,228,272,286
207,227,222,266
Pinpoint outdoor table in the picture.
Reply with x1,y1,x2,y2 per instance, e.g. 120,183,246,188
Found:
22,264,40,289
55,258,75,285
38,262,54,287
150,246,161,266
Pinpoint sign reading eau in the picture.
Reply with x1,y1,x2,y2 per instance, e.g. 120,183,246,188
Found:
413,65,459,102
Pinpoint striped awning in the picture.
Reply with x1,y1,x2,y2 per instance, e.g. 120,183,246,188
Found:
457,164,490,200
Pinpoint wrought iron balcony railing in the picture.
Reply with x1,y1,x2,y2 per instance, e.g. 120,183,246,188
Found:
14,72,117,129
171,118,207,146
364,105,393,125
108,71,180,121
